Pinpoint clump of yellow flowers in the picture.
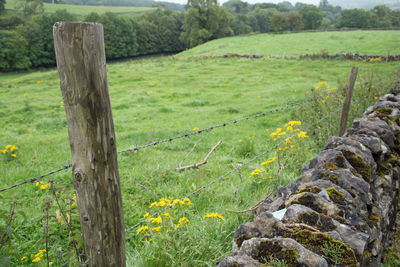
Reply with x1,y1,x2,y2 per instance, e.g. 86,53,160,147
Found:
20,249,52,264
136,197,193,238
0,144,18,159
250,121,308,181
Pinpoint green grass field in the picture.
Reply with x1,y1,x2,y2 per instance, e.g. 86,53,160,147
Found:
0,30,399,266
178,30,400,57
5,0,155,17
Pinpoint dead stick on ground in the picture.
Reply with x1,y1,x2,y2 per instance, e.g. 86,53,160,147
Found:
179,141,199,168
175,141,222,171
229,161,286,214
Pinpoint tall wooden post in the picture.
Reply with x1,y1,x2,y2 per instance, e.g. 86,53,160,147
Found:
338,67,358,137
53,22,126,266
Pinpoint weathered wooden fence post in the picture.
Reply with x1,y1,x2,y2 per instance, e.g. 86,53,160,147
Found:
338,67,358,137
53,22,126,266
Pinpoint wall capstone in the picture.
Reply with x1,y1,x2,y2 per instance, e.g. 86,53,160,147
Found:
217,83,400,267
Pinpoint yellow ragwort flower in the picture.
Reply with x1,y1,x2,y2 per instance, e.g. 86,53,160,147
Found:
32,257,40,263
261,157,277,165
192,127,199,131
137,226,149,234
203,212,225,221
143,212,150,218
162,213,172,219
11,154,16,158
179,217,189,224
149,216,162,224
21,256,27,261
152,226,161,232
0,150,7,154
297,131,308,138
24,93,29,97
149,201,158,208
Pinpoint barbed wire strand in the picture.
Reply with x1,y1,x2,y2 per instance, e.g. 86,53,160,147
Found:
118,90,342,154
0,164,71,193
125,105,343,233
0,90,340,194
60,253,86,267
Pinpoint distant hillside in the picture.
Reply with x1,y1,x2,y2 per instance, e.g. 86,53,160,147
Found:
330,0,400,10
177,30,400,57
60,0,185,11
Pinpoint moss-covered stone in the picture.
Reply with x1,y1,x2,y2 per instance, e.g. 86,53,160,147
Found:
378,161,392,176
289,194,325,214
255,240,298,267
297,212,336,232
367,214,381,227
339,149,372,182
296,186,321,194
235,234,253,248
319,171,339,185
284,229,357,267
326,187,346,205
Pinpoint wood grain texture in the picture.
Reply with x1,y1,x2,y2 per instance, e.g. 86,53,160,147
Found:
338,67,358,137
53,22,126,267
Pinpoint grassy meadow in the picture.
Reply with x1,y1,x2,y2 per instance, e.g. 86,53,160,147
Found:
1,30,400,266
178,30,400,57
5,0,155,18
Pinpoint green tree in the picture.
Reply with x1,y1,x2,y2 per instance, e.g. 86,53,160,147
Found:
299,5,323,29
371,5,392,28
287,11,303,30
0,0,5,13
270,12,287,32
180,0,233,47
247,7,278,33
337,9,373,28
17,0,44,18
0,30,31,71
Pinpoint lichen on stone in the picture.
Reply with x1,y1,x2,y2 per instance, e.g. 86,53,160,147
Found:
255,240,298,266
284,229,357,267
325,187,345,205
296,186,321,194
339,149,372,182
297,212,336,232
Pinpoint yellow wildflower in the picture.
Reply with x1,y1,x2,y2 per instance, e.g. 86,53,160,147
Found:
40,184,50,190
32,257,40,263
152,226,161,232
137,226,149,234
11,154,16,158
5,145,12,149
182,198,192,205
149,216,162,224
286,125,293,131
192,127,199,131
204,212,225,221
10,145,17,152
250,169,264,176
261,157,277,165
179,217,189,224
21,256,27,261
24,93,29,97
171,199,180,206
297,131,308,138
0,149,6,154
162,213,172,219
143,213,150,218
149,202,158,208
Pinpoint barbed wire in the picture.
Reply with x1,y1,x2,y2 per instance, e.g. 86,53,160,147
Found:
0,90,340,194
0,164,71,193
118,90,343,154
60,254,86,267
125,104,344,233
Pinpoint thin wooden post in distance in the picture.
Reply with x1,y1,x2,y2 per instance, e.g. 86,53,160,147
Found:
53,22,126,267
338,67,358,137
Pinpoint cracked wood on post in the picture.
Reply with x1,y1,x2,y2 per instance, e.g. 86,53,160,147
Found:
53,22,126,267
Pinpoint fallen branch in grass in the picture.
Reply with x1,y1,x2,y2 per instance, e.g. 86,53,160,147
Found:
229,161,286,213
175,141,222,171
179,141,200,168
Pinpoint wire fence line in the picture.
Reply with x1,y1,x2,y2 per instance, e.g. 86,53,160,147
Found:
0,90,342,194
124,104,344,233
117,90,343,154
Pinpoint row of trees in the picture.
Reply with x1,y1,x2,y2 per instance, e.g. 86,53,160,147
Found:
1,0,400,71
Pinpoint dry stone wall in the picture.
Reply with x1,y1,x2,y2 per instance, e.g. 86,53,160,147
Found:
218,85,400,267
